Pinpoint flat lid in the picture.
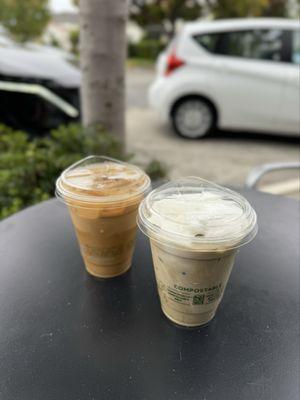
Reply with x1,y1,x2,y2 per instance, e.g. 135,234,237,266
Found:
138,177,257,250
56,156,150,206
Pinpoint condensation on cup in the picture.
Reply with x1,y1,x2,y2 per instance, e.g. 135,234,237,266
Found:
138,177,258,327
56,155,151,278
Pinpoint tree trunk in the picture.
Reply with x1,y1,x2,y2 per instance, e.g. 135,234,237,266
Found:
79,0,127,147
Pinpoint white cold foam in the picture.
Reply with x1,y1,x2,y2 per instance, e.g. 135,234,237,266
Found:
149,192,247,241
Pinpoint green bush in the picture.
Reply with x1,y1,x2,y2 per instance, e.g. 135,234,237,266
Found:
69,28,79,55
49,35,61,48
128,38,164,60
145,159,168,181
0,123,167,220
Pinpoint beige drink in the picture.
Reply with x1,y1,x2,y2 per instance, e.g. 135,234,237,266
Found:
56,156,150,278
138,177,257,327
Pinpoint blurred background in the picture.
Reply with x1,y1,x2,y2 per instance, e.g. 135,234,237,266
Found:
0,0,299,219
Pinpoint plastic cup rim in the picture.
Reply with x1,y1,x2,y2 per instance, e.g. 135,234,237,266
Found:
55,155,151,208
137,176,258,251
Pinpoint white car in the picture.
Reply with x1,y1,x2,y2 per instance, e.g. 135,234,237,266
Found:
149,18,300,139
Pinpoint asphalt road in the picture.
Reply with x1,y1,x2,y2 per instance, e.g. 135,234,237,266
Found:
126,67,300,194
126,66,154,109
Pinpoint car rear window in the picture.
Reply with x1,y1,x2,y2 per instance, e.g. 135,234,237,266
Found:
194,29,286,62
194,32,222,53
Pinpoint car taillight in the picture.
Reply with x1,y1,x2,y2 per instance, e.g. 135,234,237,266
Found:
165,51,185,76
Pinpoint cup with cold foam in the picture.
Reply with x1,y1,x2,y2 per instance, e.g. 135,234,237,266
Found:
56,156,151,278
138,177,257,327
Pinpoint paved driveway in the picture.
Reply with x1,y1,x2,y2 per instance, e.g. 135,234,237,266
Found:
126,67,299,189
126,66,154,109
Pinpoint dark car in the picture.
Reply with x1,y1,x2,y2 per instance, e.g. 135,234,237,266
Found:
0,33,80,134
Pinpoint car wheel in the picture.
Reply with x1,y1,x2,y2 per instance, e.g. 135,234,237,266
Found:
171,98,215,139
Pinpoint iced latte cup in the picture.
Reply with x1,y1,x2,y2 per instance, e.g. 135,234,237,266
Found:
56,156,150,278
138,177,257,327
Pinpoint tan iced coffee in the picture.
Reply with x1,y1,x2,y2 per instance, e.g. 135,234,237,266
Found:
138,177,257,327
56,156,150,278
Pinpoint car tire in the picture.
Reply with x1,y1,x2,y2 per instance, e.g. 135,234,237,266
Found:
171,97,215,139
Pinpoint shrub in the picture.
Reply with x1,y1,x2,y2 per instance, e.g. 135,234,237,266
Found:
145,159,168,181
69,28,79,55
0,123,167,220
49,35,61,48
128,38,164,60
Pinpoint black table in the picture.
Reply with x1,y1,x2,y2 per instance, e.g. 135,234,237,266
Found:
0,190,299,400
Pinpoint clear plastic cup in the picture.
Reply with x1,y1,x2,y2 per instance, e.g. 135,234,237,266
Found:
138,177,257,327
56,156,151,278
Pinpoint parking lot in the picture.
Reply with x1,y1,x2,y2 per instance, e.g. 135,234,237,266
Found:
126,67,300,188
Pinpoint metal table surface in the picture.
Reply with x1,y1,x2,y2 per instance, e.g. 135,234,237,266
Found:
0,190,299,400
